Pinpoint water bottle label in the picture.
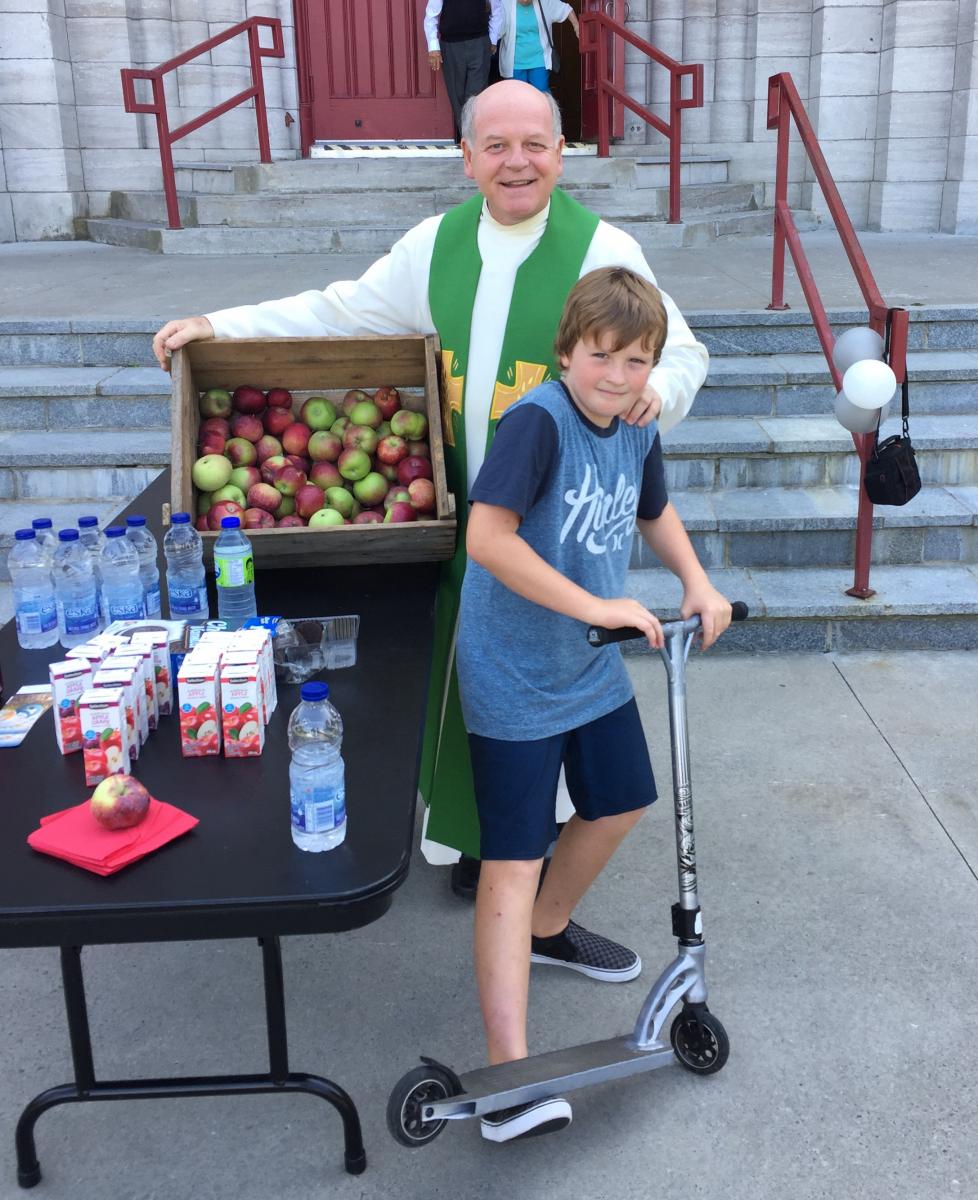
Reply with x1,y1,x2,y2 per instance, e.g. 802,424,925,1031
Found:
106,597,145,621
145,585,162,616
291,783,346,834
61,598,99,636
215,554,254,589
16,597,57,636
169,583,208,615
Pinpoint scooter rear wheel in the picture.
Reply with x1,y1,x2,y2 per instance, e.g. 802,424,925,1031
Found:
670,1008,729,1075
387,1064,459,1148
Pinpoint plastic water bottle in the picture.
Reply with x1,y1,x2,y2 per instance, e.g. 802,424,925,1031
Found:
287,681,346,852
100,526,147,623
78,515,106,624
163,512,209,621
31,517,57,563
52,529,101,648
213,516,257,629
8,529,58,649
125,515,162,618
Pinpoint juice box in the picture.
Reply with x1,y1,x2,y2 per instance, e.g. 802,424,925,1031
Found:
66,643,110,668
233,628,276,716
92,666,139,763
48,660,94,754
177,657,221,757
221,651,267,725
78,687,130,786
129,630,172,716
116,645,159,731
108,653,152,744
219,658,264,758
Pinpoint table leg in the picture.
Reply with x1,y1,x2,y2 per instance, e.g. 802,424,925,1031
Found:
13,941,367,1189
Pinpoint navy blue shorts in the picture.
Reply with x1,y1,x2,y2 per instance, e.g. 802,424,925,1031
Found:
468,698,657,861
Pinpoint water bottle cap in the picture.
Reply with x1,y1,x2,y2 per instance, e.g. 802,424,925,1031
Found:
78,515,99,528
220,516,241,528
105,526,126,538
14,528,36,541
58,529,79,542
32,518,53,530
171,512,191,524
126,515,147,527
300,682,329,702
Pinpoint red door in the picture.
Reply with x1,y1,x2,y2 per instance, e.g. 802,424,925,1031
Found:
580,0,625,142
303,0,454,141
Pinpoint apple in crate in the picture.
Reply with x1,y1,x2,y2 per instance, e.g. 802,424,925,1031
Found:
409,477,436,514
377,435,408,465
310,461,342,491
200,416,231,440
211,484,246,508
198,431,227,458
261,455,288,483
308,507,345,528
343,425,379,455
208,500,245,529
353,472,387,506
295,483,325,519
384,485,411,510
342,388,371,417
247,482,281,512
232,385,266,415
195,516,209,532
373,385,400,422
324,487,355,519
338,448,371,481
244,507,275,529
391,410,428,441
225,437,258,468
230,465,261,494
264,407,293,437
378,461,400,483
353,510,384,525
230,413,264,443
197,493,213,517
192,454,233,493
273,495,295,519
91,774,150,830
397,455,434,486
300,395,337,431
266,387,292,410
256,435,283,464
349,400,382,429
308,431,342,462
407,440,430,459
331,417,349,439
274,465,306,497
384,501,417,524
277,515,305,527
282,423,311,457
200,388,232,419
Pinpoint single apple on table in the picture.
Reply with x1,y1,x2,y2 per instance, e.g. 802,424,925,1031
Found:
310,461,343,492
192,454,233,493
263,407,294,437
229,465,261,494
266,387,293,410
90,774,151,829
230,413,264,443
232,385,266,415
247,482,281,513
300,395,338,431
308,431,343,463
308,507,346,528
337,447,371,482
199,388,232,419
295,483,326,519
243,507,275,529
373,385,400,422
225,437,258,468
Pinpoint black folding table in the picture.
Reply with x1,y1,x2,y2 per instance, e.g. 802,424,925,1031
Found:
0,472,439,1188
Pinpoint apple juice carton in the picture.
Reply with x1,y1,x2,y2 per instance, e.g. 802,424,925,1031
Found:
78,687,130,786
219,658,264,758
92,666,139,763
66,642,110,668
48,660,94,754
109,653,154,743
129,630,172,717
234,629,276,716
177,656,221,757
114,646,159,731
221,651,267,725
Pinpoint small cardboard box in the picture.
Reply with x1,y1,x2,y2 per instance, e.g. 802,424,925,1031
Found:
177,656,221,757
129,630,173,717
107,654,150,747
219,657,264,758
49,660,94,755
78,687,130,786
115,645,159,731
93,666,139,763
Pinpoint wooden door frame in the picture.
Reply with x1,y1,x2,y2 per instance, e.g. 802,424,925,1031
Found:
292,0,314,156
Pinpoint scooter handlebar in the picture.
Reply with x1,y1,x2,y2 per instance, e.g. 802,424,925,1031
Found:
586,600,749,647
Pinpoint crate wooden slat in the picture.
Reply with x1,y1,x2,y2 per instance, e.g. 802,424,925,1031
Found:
170,335,457,567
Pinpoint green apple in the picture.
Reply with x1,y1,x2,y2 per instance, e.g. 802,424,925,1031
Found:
300,395,337,431
308,507,345,528
210,484,246,508
192,454,233,492
325,486,355,519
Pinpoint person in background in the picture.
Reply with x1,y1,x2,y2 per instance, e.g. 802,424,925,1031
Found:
498,0,577,93
425,0,505,142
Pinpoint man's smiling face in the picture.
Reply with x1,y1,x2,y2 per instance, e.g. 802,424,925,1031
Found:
462,81,564,226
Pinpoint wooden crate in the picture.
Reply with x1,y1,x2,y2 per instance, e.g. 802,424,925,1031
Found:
169,335,457,568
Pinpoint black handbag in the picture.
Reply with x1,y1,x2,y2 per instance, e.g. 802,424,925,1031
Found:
535,0,560,75
863,336,921,507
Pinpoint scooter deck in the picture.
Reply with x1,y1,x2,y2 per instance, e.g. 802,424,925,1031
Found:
425,1036,675,1120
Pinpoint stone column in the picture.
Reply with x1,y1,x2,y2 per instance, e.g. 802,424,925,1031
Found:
942,0,978,231
870,0,958,230
0,0,82,241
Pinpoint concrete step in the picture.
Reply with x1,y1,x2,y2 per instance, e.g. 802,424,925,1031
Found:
623,563,978,651
659,484,978,571
0,321,160,369
0,429,167,508
0,366,169,429
0,498,129,581
661,414,978,491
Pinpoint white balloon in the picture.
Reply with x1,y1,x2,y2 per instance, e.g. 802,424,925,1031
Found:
834,390,886,433
832,326,884,376
842,359,897,410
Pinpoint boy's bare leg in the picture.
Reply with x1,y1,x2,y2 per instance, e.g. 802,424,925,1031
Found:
475,858,546,1064
531,810,645,939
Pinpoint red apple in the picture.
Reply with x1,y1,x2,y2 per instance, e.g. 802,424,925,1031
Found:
256,435,283,464
199,416,231,440
247,482,281,513
342,425,379,455
263,407,294,437
281,422,311,457
342,388,371,417
230,413,264,443
353,510,384,525
276,514,305,528
266,387,293,410
286,454,311,475
376,434,408,465
384,485,412,510
384,501,417,524
308,431,343,462
373,385,400,422
208,500,245,530
295,483,326,519
300,395,338,431
232,385,266,415
199,388,232,419
261,454,289,483
195,516,210,532
274,465,306,497
90,774,150,829
229,465,261,494
407,440,430,459
197,432,227,457
310,461,343,491
243,507,275,529
390,409,428,440
408,477,436,514
225,437,258,467
397,455,434,486
379,462,400,482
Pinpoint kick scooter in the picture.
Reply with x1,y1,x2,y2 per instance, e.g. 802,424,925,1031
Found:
387,601,749,1147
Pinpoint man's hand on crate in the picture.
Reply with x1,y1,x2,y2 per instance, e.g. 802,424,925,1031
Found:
153,317,215,372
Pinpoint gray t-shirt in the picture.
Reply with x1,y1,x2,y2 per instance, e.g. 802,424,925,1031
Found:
456,380,667,741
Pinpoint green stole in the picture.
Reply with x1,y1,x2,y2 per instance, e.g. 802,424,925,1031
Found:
420,187,599,857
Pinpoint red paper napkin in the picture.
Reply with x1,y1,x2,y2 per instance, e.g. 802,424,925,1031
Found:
27,796,199,876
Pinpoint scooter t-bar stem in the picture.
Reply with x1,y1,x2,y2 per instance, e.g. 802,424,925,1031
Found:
586,601,749,647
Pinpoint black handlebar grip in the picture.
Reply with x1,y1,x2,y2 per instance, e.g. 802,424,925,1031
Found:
586,600,749,647
731,600,749,622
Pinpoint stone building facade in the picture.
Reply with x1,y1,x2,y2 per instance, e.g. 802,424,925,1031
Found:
0,0,975,243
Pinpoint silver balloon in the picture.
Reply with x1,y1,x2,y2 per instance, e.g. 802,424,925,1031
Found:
834,390,887,433
832,326,885,376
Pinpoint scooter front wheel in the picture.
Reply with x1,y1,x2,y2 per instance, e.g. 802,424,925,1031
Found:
670,1007,729,1075
387,1064,459,1148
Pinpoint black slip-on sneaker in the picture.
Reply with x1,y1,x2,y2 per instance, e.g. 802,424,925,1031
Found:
530,919,641,982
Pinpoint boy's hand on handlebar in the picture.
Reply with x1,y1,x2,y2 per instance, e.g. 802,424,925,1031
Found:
152,316,215,371
680,583,732,650
592,598,663,649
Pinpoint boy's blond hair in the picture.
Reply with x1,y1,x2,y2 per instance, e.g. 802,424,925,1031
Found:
555,267,668,366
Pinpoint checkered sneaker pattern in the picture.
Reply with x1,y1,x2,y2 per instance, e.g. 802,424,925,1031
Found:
530,920,642,982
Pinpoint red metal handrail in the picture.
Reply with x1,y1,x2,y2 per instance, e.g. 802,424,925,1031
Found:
579,11,703,224
121,17,285,231
766,72,908,600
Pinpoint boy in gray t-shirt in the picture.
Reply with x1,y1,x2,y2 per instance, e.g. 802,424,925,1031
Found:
456,267,732,1144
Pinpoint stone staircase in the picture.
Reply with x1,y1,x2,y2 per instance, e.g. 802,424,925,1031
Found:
84,153,816,255
2,307,977,647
